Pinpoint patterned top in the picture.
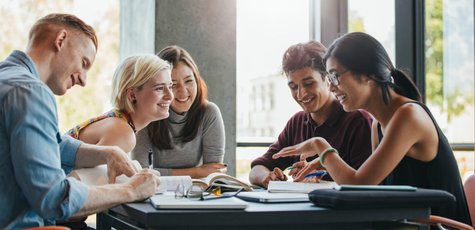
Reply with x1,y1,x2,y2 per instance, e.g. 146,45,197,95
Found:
66,109,136,139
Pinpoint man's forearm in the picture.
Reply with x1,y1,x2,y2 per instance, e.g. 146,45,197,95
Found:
74,143,113,168
72,170,157,218
71,183,134,218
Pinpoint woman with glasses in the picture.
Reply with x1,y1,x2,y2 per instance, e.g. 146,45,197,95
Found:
273,32,471,225
132,45,226,179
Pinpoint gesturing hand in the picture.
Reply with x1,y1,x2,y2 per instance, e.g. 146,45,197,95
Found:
293,158,323,182
272,137,331,161
287,160,307,178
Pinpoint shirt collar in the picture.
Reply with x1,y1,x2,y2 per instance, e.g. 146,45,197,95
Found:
169,109,188,123
305,100,345,128
7,50,40,80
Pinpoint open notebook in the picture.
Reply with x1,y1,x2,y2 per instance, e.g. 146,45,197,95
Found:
150,192,248,209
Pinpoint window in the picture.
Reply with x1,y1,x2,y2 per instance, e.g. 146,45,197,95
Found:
348,0,395,62
425,0,474,180
0,0,119,133
236,0,310,182
349,0,474,179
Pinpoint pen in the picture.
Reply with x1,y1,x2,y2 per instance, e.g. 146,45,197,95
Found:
148,148,153,169
201,188,244,201
286,166,302,171
304,170,327,179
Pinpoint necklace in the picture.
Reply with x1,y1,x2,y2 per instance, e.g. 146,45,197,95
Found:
122,110,137,133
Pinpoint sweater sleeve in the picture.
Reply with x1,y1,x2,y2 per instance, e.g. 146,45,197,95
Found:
131,129,153,169
201,102,225,163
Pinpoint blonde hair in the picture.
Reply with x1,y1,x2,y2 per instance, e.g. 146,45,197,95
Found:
111,54,171,113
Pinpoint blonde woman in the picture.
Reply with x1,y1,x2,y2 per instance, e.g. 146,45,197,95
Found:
66,54,173,153
132,46,226,178
62,54,172,229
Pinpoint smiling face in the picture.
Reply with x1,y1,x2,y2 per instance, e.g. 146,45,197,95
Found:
287,67,333,114
133,69,173,122
170,61,197,114
48,32,96,95
325,57,372,111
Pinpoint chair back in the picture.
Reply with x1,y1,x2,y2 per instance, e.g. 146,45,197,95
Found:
464,173,475,227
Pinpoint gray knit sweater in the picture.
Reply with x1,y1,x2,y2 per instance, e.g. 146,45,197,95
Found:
131,102,225,176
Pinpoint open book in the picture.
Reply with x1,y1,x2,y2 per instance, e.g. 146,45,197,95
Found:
192,172,253,192
71,162,252,193
267,180,337,193
155,173,253,193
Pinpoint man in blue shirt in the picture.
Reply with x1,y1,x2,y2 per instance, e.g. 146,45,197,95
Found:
0,13,159,229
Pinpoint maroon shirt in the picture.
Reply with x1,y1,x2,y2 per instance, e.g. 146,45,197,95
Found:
251,101,373,174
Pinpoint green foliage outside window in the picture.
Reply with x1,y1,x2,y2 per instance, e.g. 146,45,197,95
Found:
0,0,119,133
425,0,474,122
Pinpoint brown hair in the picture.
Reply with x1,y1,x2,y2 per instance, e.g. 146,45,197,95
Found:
148,45,208,149
29,13,98,49
282,40,327,79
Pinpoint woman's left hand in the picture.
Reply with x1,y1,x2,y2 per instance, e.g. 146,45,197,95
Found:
292,158,323,182
273,137,330,161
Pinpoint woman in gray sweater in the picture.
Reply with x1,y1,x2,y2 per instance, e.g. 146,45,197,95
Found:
132,45,226,178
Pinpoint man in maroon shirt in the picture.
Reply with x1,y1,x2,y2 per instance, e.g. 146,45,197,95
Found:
249,41,373,188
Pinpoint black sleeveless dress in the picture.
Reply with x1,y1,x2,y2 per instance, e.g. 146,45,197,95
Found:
379,101,471,225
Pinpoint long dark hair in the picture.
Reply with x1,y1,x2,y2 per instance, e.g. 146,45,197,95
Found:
323,32,421,104
148,45,208,149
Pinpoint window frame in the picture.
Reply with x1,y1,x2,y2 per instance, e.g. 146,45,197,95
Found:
236,0,474,151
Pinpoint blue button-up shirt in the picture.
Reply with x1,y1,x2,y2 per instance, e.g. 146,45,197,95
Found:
0,50,89,229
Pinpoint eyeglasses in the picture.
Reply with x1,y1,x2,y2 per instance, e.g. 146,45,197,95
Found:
174,184,244,201
326,70,349,86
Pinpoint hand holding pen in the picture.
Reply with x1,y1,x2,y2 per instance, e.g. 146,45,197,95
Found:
286,160,307,178
148,148,153,169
